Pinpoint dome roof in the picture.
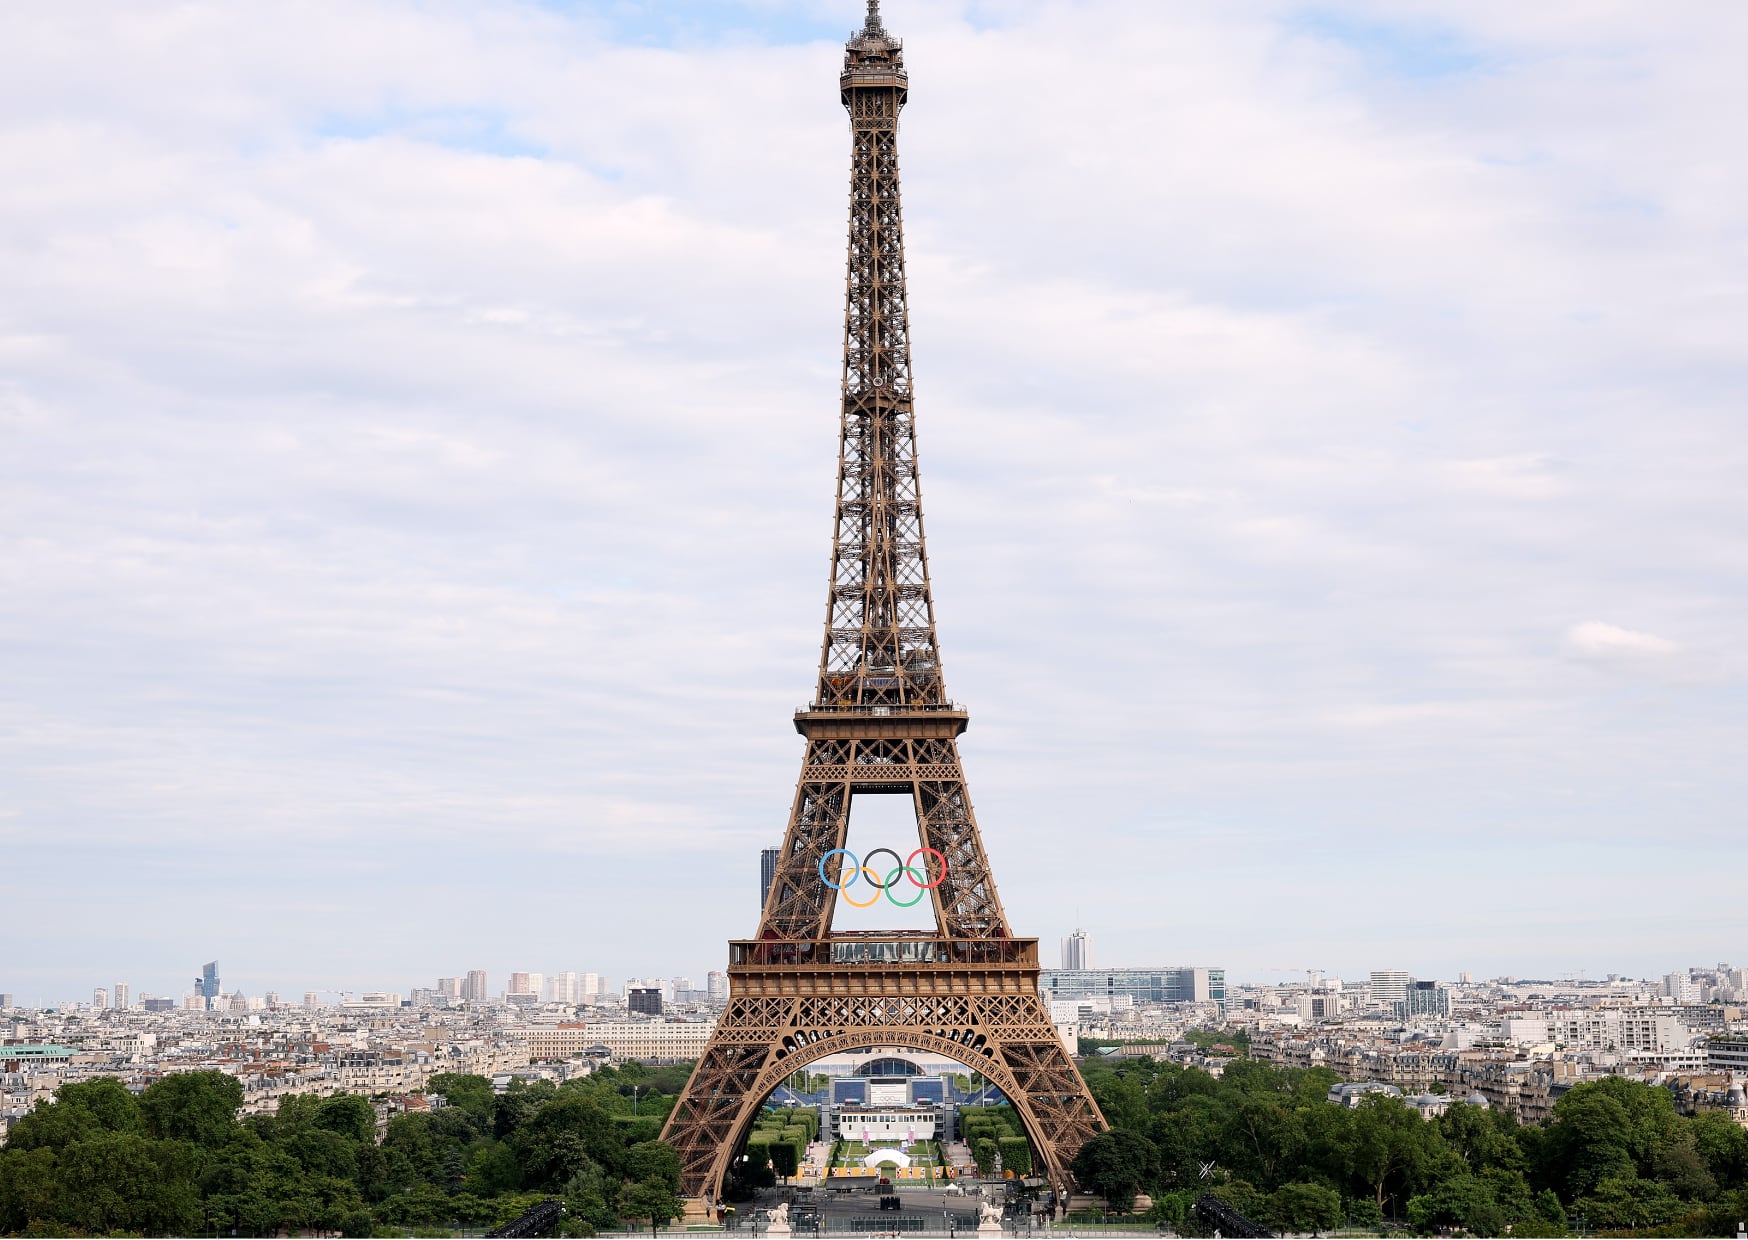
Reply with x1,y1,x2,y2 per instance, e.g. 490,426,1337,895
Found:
1466,1092,1490,1108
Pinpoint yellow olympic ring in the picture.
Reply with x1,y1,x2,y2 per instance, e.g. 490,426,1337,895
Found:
841,866,883,908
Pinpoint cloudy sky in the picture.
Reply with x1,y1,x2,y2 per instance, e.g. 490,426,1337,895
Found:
3,0,1744,1005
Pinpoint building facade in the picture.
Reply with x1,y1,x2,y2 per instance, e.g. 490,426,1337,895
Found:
585,1020,717,1063
1039,967,1225,1010
1370,971,1410,1007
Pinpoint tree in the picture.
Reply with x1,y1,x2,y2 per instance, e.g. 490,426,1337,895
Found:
999,1137,1033,1177
1570,1174,1685,1230
428,1072,497,1123
140,1070,244,1148
1542,1085,1636,1198
467,1140,525,1196
973,1138,999,1177
1267,1181,1341,1233
619,1176,682,1238
1691,1109,1748,1191
625,1140,682,1194
316,1093,378,1144
1070,1129,1159,1212
770,1141,799,1182
0,1146,58,1233
50,1132,201,1235
514,1093,625,1187
1404,1172,1505,1237
1345,1095,1434,1215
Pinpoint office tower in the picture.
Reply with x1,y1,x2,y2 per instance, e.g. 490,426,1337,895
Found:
760,846,780,909
580,972,605,1000
1061,928,1093,971
1402,981,1451,1019
93,988,108,1009
197,961,220,1009
464,970,488,1002
438,977,461,1000
264,991,280,1009
113,982,130,1010
629,987,664,1016
526,972,544,1000
549,972,582,1004
707,971,728,1001
672,976,693,1002
0,994,15,1009
1370,970,1411,1006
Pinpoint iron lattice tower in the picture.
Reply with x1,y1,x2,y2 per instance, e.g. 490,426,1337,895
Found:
661,2,1105,1204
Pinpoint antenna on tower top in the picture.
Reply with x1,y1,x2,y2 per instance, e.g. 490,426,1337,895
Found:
864,0,886,35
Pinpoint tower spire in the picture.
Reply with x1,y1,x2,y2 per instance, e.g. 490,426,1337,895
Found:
864,0,885,35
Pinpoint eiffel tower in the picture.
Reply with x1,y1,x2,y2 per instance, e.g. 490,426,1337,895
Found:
660,0,1105,1204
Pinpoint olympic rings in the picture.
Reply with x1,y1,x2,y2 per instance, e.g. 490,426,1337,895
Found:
818,847,950,907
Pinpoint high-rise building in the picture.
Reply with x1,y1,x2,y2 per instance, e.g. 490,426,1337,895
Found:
1040,967,1226,1010
1370,970,1411,1007
303,991,320,1009
1400,980,1451,1019
628,987,664,1016
761,846,780,910
463,970,488,1002
672,976,694,1002
1061,929,1093,971
93,988,108,1009
0,994,14,1009
197,961,220,1009
549,972,582,1004
438,977,461,1000
1664,972,1701,1004
264,991,280,1009
707,971,728,1002
143,997,175,1013
113,982,130,1010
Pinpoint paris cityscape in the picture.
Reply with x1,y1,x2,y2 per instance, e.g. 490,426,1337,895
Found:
4,0,1745,1237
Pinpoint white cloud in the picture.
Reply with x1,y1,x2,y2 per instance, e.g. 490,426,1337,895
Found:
0,0,1744,997
1566,621,1681,659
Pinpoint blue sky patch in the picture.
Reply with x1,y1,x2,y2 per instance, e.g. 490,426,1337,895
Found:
315,106,550,160
1287,9,1492,81
531,0,848,48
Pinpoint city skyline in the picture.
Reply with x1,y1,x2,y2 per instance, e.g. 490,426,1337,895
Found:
3,1,1745,997
5,949,1740,1013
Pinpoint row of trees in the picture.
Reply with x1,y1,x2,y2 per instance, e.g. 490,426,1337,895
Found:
962,1105,1031,1177
0,1062,693,1237
1068,1053,1748,1236
744,1107,820,1183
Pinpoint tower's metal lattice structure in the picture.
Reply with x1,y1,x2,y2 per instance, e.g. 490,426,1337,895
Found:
661,1,1105,1204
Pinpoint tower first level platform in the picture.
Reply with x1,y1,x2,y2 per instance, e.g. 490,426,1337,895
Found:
664,936,1101,1201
